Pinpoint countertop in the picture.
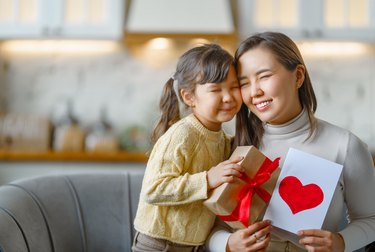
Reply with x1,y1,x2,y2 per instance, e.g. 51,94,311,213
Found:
0,150,373,165
0,150,148,163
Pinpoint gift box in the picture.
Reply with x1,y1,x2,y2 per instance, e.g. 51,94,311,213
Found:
204,146,280,229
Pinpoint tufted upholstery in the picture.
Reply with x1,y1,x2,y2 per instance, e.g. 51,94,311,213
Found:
0,169,145,252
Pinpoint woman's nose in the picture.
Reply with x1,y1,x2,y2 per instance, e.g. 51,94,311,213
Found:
250,83,263,97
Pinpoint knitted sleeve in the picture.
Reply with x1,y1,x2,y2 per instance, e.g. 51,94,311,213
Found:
339,133,375,252
142,125,208,206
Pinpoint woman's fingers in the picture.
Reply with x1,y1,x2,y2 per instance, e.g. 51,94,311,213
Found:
298,229,344,251
246,220,272,233
227,221,272,252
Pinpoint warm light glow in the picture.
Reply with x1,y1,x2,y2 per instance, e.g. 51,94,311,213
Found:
189,38,210,47
298,42,370,57
129,38,177,68
0,40,120,54
146,38,173,50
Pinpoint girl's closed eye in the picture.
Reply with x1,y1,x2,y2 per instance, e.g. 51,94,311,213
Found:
208,87,221,92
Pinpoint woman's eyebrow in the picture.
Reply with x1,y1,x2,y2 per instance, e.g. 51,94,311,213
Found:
238,68,272,80
255,68,271,75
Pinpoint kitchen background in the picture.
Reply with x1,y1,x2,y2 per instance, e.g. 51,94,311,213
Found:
0,0,374,184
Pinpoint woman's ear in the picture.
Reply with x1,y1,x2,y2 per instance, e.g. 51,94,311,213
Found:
181,89,195,107
296,64,305,88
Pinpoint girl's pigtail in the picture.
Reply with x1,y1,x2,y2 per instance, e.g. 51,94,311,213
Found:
151,77,181,144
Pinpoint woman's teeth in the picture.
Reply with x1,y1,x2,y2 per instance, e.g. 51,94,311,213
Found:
256,101,270,109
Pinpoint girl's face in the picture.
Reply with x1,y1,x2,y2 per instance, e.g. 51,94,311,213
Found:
237,47,304,125
183,65,242,131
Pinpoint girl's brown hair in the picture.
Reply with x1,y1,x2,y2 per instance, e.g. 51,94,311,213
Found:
233,32,317,148
151,43,235,144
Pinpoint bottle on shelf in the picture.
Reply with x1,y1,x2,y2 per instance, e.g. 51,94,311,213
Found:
85,105,119,152
53,99,85,152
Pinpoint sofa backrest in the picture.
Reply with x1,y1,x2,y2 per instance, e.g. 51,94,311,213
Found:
0,169,145,252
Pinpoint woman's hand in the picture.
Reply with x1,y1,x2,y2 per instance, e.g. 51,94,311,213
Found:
207,156,245,189
298,229,345,252
226,220,272,252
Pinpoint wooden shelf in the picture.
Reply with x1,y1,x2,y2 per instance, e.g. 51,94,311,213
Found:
0,150,373,165
0,150,148,163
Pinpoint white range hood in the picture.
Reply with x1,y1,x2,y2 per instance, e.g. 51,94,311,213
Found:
126,0,235,34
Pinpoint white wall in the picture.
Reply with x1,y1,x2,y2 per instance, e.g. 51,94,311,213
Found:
0,43,374,152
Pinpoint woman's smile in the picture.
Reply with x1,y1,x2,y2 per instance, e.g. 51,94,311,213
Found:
254,100,272,111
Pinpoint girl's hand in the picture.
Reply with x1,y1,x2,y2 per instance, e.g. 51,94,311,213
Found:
298,229,345,252
207,156,245,189
226,220,272,252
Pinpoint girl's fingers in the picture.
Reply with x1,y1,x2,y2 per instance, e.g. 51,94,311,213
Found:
221,156,243,165
222,176,235,183
224,168,243,177
230,156,244,163
225,163,245,172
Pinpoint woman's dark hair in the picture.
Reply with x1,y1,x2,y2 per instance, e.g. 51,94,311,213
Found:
233,32,317,148
151,43,234,144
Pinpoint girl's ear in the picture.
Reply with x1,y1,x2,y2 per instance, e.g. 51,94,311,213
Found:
181,89,195,107
296,64,305,89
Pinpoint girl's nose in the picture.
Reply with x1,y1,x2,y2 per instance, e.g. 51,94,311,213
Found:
223,90,234,102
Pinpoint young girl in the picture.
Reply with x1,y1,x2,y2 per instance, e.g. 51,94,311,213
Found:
132,44,257,251
207,32,375,252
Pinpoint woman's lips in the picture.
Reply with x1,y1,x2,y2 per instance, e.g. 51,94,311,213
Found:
254,100,271,111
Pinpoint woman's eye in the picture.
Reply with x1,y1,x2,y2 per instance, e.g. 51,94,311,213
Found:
260,75,271,79
240,82,250,87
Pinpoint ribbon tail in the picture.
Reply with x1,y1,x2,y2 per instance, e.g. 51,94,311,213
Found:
238,189,253,227
218,188,253,227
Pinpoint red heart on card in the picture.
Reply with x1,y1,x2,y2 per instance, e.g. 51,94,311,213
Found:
279,176,324,214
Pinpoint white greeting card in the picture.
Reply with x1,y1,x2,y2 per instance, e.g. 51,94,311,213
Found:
263,148,343,234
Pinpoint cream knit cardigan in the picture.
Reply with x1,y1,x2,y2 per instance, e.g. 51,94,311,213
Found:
134,114,232,245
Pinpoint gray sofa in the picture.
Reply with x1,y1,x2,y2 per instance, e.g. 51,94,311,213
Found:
0,169,144,252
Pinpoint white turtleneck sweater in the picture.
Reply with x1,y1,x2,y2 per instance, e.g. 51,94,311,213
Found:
207,109,375,252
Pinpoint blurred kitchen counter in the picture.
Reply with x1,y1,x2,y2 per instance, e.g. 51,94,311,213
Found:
0,150,148,163
0,150,373,165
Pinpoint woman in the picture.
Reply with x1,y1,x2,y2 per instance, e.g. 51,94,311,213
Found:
207,32,375,252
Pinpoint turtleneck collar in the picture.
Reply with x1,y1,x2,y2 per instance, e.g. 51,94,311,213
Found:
186,114,225,141
264,108,311,137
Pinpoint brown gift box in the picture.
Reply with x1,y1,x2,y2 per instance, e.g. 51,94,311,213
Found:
204,146,280,229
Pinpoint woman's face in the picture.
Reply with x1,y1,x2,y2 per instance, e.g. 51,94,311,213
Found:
237,46,304,125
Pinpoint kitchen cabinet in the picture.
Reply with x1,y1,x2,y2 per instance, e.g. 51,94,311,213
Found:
237,0,375,41
0,0,125,39
315,0,375,41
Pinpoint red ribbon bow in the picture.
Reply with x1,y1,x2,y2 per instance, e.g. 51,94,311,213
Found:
218,157,280,227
